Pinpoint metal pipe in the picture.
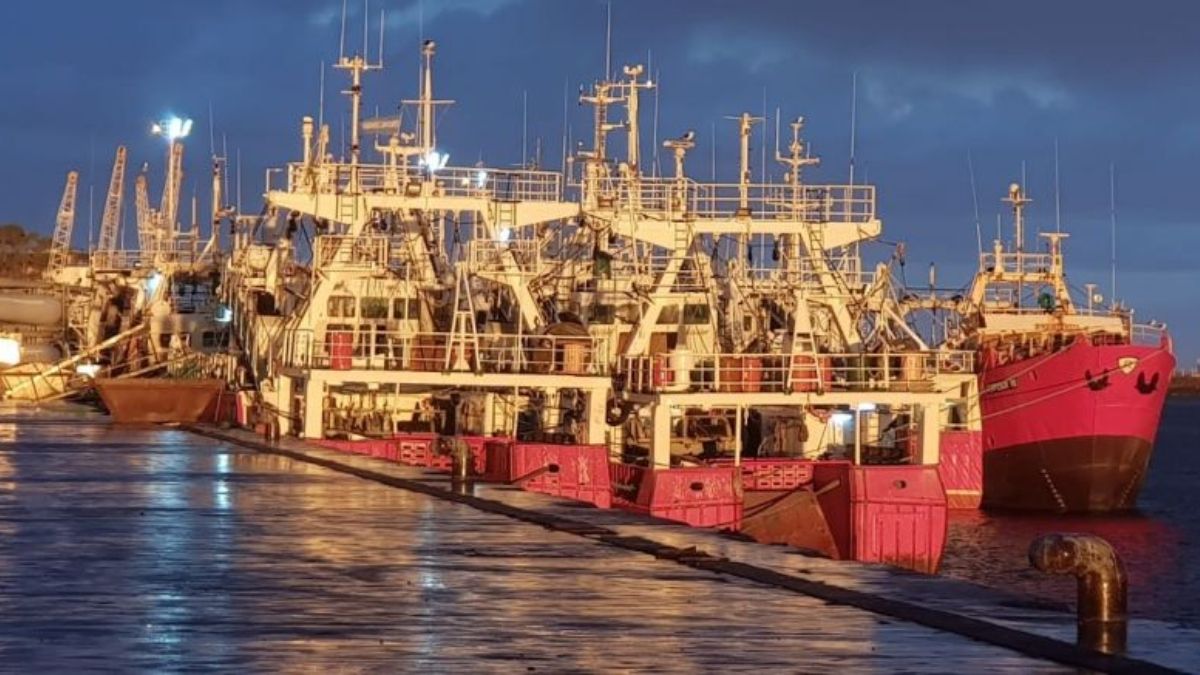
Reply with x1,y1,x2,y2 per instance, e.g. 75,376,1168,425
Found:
1028,533,1127,655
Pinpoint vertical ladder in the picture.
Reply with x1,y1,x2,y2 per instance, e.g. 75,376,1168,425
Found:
337,195,358,227
788,293,823,391
492,201,517,237
445,264,481,371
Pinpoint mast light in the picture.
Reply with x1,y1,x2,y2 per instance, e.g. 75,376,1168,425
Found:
421,150,449,173
152,116,194,142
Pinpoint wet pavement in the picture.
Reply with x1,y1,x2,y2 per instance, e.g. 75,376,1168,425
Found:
0,405,1181,672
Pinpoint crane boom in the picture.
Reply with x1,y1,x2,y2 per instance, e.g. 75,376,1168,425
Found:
96,146,127,252
135,173,153,252
160,141,184,238
45,170,79,278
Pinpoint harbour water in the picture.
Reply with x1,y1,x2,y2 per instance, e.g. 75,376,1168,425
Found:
942,397,1200,628
0,405,1067,671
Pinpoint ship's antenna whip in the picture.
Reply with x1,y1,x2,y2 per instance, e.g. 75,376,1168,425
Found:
848,70,858,187
208,100,216,159
363,0,369,58
1054,138,1062,233
318,61,326,130
710,120,716,181
967,151,981,253
522,89,528,168
88,134,95,253
604,1,612,80
760,86,767,183
652,67,661,178
560,77,569,175
222,134,229,207
236,147,243,214
774,106,781,162
378,8,385,67
1109,162,1118,303
338,0,348,60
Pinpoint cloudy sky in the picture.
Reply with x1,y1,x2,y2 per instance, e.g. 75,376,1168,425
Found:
1,0,1197,364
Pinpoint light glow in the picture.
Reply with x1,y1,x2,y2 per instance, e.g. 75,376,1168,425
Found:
152,116,193,142
420,150,449,173
0,338,20,366
829,412,853,426
856,402,876,412
145,271,163,297
77,363,101,378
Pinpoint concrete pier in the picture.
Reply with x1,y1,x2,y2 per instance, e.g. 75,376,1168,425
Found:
0,405,1195,672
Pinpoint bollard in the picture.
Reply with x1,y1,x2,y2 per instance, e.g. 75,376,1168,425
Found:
1029,533,1127,655
448,437,472,495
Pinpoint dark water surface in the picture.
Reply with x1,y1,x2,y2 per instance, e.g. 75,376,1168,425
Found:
942,398,1200,628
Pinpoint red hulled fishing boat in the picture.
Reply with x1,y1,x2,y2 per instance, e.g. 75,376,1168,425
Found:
957,184,1174,512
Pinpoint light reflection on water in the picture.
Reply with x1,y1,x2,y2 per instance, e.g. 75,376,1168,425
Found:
0,408,1067,671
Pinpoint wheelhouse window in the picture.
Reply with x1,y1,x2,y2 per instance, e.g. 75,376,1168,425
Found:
328,296,356,318
360,297,389,320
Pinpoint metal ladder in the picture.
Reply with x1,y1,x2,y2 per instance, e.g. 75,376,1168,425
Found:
445,265,481,372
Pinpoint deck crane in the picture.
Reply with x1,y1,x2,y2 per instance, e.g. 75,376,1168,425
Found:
44,170,79,279
134,171,153,252
160,140,184,241
96,146,127,253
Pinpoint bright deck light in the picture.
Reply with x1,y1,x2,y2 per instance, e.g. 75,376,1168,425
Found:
0,337,20,366
829,412,853,426
421,150,449,173
77,363,101,378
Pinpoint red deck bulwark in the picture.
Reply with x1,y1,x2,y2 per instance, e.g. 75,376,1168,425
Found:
939,430,983,509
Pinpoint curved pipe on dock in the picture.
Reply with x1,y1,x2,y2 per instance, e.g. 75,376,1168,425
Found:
1028,533,1127,655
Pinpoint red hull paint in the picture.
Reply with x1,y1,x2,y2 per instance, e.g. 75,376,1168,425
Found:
979,337,1174,512
938,430,983,509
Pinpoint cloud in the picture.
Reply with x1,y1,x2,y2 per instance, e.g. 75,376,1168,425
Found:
862,66,1071,121
308,0,524,30
685,25,794,74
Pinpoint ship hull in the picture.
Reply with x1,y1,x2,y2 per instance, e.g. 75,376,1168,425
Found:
95,378,226,424
979,337,1174,512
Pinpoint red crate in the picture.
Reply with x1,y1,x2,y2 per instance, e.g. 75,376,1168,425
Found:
711,458,815,491
394,434,439,466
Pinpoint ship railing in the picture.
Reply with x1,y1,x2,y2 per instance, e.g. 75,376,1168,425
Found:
1132,323,1170,348
466,238,543,276
621,350,974,395
738,256,874,289
314,235,390,271
281,162,564,203
283,329,610,376
90,250,143,270
980,251,1056,275
580,176,875,223
693,183,876,222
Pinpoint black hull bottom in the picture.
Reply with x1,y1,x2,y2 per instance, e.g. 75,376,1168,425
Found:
982,436,1153,513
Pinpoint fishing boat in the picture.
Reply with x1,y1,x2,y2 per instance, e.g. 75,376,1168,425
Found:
2,122,235,416
222,36,979,573
922,183,1174,512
